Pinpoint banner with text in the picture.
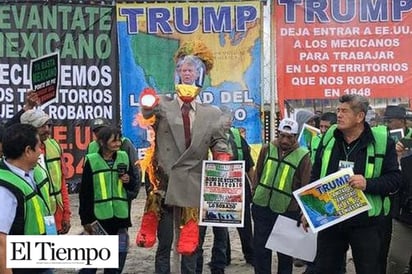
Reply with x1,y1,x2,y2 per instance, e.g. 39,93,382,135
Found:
116,1,262,160
0,4,119,191
275,0,412,115
293,168,371,233
200,160,245,227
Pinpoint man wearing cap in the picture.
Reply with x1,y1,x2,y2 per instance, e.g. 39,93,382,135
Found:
251,118,312,274
384,105,412,273
384,105,412,158
20,109,71,235
87,118,141,200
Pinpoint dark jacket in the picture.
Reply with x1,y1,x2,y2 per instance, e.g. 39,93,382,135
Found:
393,154,412,225
78,150,137,235
312,122,401,226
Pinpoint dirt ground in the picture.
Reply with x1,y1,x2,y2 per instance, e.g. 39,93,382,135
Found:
55,192,356,274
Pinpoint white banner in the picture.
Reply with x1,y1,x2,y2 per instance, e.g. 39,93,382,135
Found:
7,235,118,269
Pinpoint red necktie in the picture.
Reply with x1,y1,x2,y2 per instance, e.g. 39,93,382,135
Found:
181,103,191,148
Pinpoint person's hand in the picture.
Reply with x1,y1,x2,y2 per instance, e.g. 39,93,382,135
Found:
83,223,94,235
348,174,367,191
396,141,406,157
213,152,232,161
23,90,40,111
297,214,310,232
59,220,71,234
119,174,130,184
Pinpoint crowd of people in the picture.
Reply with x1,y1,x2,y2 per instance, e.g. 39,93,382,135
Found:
0,40,411,274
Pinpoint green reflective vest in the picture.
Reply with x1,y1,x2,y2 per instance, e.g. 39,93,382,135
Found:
320,124,390,216
86,151,130,220
230,128,244,160
310,135,322,163
0,164,51,235
87,141,100,154
253,143,309,213
44,138,63,214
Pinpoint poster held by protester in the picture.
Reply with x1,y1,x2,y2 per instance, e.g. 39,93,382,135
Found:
298,123,321,149
293,168,371,233
200,160,245,227
389,128,404,143
30,52,59,104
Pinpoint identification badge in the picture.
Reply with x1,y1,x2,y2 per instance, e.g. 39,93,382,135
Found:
44,215,57,235
339,160,354,170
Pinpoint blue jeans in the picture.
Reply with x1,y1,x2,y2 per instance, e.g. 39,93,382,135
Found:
196,226,228,273
315,221,381,274
252,204,299,274
155,205,197,274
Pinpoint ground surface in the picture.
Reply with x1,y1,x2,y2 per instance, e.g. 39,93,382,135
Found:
55,192,356,274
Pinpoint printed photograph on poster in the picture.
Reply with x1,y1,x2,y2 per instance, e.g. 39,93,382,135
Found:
199,160,245,227
298,123,321,149
30,52,60,104
293,168,371,233
389,128,404,143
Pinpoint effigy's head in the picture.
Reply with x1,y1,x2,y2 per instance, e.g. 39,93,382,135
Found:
174,40,214,103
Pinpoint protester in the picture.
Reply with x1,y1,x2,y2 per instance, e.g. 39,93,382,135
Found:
310,112,337,163
374,105,412,274
295,109,318,156
384,105,412,274
136,41,230,274
304,94,401,274
387,153,412,274
0,124,54,274
79,126,138,274
296,109,317,134
87,118,141,201
19,109,71,235
306,111,340,274
384,105,412,159
252,118,312,274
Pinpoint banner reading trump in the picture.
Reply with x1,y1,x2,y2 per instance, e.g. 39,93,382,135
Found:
116,1,262,160
293,168,371,233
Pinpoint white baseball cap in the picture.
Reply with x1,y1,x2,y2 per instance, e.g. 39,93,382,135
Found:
278,118,299,134
20,109,50,128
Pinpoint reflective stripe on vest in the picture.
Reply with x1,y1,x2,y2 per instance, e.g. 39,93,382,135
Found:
44,138,63,214
320,124,389,216
253,143,309,213
230,128,244,160
0,165,51,235
86,151,129,220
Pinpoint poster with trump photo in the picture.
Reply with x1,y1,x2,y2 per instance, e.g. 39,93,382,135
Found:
200,160,245,227
293,168,371,233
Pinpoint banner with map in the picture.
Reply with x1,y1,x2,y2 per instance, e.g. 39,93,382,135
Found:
275,0,412,119
293,168,371,233
116,1,262,160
